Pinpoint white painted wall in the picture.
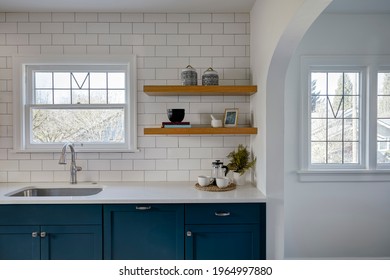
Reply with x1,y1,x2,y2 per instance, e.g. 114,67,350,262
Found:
285,13,390,258
250,0,331,259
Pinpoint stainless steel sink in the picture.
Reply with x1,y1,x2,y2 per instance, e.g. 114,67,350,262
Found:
6,187,103,197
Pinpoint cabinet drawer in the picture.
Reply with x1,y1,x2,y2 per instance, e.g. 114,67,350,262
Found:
185,203,264,225
0,204,102,225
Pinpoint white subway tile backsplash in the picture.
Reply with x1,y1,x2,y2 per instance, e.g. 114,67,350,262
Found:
156,137,178,148
121,13,143,23
156,23,178,34
18,23,40,33
145,171,166,181
201,23,223,34
122,170,144,181
167,35,189,45
41,22,64,34
178,46,200,57
212,13,235,23
156,46,178,56
52,13,75,22
224,23,246,34
30,34,52,45
76,13,98,22
156,159,178,170
145,148,167,159
133,23,155,34
145,13,167,23
167,170,189,181
64,23,87,34
0,11,251,183
167,14,189,23
167,148,190,159
110,23,132,34
179,159,200,170
179,23,200,34
31,171,54,182
53,34,75,45
99,13,121,23
100,171,122,181
190,14,211,23
190,148,212,159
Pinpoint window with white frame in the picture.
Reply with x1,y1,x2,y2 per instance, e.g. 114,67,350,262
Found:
309,70,362,166
13,56,137,152
301,56,390,180
377,71,390,164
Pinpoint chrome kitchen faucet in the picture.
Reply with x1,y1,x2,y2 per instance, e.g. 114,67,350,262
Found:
58,143,82,184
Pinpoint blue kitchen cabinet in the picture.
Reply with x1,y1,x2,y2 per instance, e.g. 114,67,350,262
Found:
185,203,266,260
104,204,184,260
0,204,102,260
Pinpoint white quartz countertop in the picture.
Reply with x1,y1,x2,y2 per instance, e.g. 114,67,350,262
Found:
0,181,266,204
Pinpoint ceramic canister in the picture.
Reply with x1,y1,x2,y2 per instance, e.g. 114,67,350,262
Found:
181,65,197,85
202,67,219,85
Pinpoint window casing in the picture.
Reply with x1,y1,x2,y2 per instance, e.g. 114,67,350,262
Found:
300,56,390,181
13,56,138,152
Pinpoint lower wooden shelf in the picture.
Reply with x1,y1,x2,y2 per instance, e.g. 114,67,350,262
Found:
144,126,258,135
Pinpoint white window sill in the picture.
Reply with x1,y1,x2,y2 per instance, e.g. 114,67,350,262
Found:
297,169,390,182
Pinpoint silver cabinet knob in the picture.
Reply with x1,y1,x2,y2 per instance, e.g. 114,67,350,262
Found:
215,211,231,217
40,232,47,238
186,231,192,237
135,206,152,210
32,232,38,238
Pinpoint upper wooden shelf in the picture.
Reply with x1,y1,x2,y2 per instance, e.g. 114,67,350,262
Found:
143,85,257,96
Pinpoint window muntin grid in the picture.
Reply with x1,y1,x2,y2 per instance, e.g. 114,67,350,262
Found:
310,71,361,165
33,71,126,105
377,72,390,164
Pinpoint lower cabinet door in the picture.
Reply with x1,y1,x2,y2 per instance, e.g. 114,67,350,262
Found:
185,224,260,260
0,225,41,260
40,225,102,260
104,204,184,260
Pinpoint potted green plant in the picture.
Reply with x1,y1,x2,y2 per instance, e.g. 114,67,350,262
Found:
226,144,257,185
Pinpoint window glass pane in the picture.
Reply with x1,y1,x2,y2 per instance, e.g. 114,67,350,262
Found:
53,90,71,104
31,108,125,144
35,90,53,104
108,90,125,104
108,72,125,88
90,90,107,104
71,72,89,89
377,72,390,164
310,71,361,165
72,90,89,104
311,142,327,164
311,119,327,141
35,72,52,88
343,142,359,163
90,72,107,89
328,142,343,164
53,72,70,88
344,119,360,141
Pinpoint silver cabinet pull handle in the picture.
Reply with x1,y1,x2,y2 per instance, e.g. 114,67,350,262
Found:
215,211,231,217
40,232,47,238
186,231,192,237
32,232,38,238
135,206,152,210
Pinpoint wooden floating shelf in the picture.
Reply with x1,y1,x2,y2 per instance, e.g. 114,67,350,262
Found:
143,85,257,96
144,126,258,135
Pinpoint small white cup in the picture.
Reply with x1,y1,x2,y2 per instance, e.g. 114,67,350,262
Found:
216,177,231,188
198,175,213,187
211,119,222,128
